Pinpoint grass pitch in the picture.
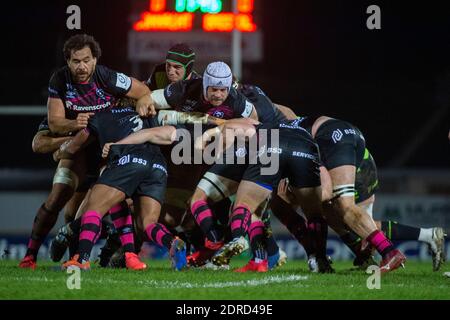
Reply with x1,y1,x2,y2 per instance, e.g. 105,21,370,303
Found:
0,259,449,300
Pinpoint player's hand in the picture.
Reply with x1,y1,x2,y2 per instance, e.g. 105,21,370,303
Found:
194,126,222,151
52,149,61,162
75,112,95,129
136,94,156,118
102,142,115,158
277,178,289,195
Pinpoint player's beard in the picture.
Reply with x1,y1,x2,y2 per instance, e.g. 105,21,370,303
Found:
210,97,224,106
75,72,90,83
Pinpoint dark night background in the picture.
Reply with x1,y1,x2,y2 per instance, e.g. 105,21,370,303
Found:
0,0,449,170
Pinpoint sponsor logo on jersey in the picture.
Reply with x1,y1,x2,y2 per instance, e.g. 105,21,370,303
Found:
65,100,111,112
48,87,59,95
332,129,343,143
118,155,131,166
292,151,316,160
153,163,168,175
235,147,247,158
257,144,267,157
165,84,173,97
117,154,151,167
112,107,134,113
212,110,224,118
96,88,105,98
241,100,254,118
344,128,357,135
268,147,282,154
65,89,78,99
115,73,131,90
279,120,309,134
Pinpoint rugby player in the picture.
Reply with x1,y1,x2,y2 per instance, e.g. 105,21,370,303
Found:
273,114,445,271
19,33,155,269
57,104,188,271
194,118,323,272
146,43,199,90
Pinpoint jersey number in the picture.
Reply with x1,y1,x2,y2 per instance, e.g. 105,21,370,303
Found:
130,115,143,132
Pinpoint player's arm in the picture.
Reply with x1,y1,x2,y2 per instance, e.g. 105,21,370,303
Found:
150,89,172,110
102,126,178,158
151,81,186,110
236,92,259,121
47,97,94,135
32,130,72,154
55,128,94,160
157,110,226,126
274,103,298,120
126,78,156,118
247,106,259,121
195,118,259,150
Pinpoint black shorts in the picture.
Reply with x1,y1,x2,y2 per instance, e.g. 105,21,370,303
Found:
203,127,320,191
244,128,321,190
355,148,379,203
96,144,168,204
315,119,366,170
208,162,248,183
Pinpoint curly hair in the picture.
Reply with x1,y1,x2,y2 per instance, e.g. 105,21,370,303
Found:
63,34,102,60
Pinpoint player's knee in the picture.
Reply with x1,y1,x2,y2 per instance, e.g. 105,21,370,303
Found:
53,167,79,190
190,188,207,206
196,172,231,203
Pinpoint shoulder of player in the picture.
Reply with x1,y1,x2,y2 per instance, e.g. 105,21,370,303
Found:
49,66,70,83
227,87,249,103
93,64,113,76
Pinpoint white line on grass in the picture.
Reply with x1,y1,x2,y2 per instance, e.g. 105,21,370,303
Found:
3,274,307,289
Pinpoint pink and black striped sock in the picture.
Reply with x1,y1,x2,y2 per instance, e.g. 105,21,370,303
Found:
191,200,222,242
109,203,135,253
230,205,251,239
145,223,175,250
77,211,102,263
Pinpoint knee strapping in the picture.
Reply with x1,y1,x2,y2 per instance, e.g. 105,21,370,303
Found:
331,184,355,200
197,172,232,203
53,167,79,190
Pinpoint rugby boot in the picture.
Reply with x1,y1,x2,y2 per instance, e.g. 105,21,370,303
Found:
170,237,187,271
125,252,147,270
187,239,224,267
379,249,406,274
19,255,37,270
428,227,446,271
212,236,249,266
234,259,268,273
61,254,91,271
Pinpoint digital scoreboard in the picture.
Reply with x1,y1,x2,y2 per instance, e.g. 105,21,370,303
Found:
128,0,262,65
133,0,258,32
